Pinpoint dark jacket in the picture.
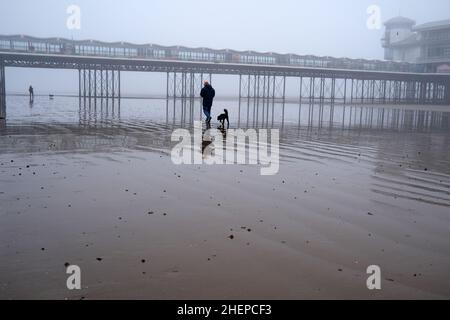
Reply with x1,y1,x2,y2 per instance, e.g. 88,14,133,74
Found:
200,84,215,108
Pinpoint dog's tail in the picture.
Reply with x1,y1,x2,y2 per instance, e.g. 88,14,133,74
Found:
224,109,228,115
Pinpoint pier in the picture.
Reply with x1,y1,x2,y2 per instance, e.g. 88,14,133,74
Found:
1,34,450,120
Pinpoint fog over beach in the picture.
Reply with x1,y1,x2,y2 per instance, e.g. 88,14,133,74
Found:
1,0,450,303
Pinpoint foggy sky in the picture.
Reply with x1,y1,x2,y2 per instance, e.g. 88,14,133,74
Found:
1,0,449,95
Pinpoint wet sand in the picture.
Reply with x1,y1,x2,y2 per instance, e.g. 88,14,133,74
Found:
1,97,450,299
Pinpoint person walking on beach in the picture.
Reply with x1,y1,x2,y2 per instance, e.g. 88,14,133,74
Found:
28,85,34,102
200,80,215,124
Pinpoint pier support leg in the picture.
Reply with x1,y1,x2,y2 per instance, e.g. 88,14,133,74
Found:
78,66,121,100
361,79,365,103
78,68,81,99
168,72,201,99
166,72,169,100
118,70,121,99
350,79,354,104
298,77,303,125
105,68,109,98
331,77,336,104
445,81,450,105
256,74,260,125
111,69,115,98
271,75,275,125
88,69,92,100
371,80,375,103
343,78,347,104
431,82,437,105
282,75,286,127
319,77,324,104
94,68,97,98
238,74,242,126
247,75,251,126
0,62,5,119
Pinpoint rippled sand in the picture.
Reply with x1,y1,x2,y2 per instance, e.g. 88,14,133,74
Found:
1,96,450,299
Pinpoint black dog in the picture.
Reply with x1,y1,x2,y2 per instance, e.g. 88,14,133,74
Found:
217,109,229,129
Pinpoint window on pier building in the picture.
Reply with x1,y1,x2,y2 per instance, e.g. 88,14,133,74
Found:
293,58,328,68
123,48,138,57
152,50,165,58
428,46,450,58
30,42,47,53
47,44,60,53
426,29,450,42
240,55,276,64
289,58,305,66
177,51,224,62
12,41,28,51
363,63,377,70
75,45,82,55
98,46,112,56
214,54,225,62
111,47,125,56
0,40,10,50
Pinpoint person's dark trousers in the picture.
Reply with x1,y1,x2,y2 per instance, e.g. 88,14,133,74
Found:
203,106,211,121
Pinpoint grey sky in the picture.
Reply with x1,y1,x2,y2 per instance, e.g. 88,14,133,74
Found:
1,0,449,94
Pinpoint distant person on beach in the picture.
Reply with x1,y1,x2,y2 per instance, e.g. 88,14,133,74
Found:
200,81,215,124
29,85,34,102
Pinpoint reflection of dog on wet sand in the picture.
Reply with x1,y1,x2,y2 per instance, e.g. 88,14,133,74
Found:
217,109,229,129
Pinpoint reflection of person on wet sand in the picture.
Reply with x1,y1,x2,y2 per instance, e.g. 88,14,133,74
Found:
201,137,212,156
201,126,227,156
202,128,213,156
